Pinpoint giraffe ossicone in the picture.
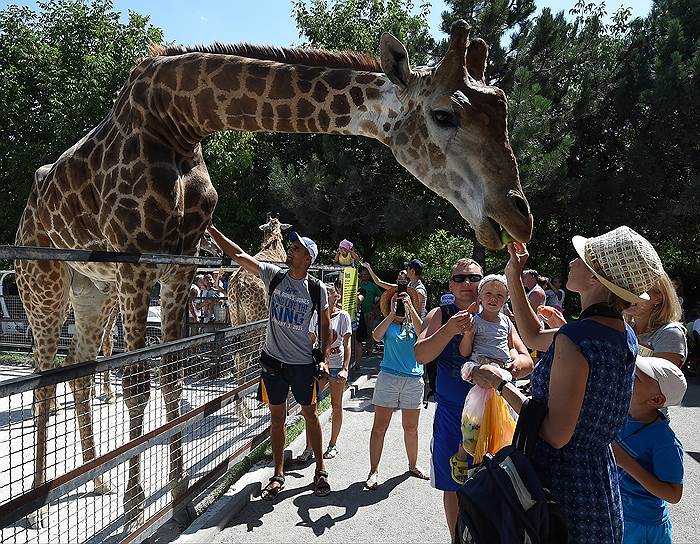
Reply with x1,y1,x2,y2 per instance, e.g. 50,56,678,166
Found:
15,20,531,530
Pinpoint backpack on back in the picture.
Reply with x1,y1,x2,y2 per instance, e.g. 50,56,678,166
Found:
455,399,569,544
424,304,456,407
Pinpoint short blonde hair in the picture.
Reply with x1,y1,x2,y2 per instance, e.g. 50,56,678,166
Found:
452,258,482,274
325,283,342,310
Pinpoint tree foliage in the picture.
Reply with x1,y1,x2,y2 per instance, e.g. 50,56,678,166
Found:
0,0,162,242
1,0,698,309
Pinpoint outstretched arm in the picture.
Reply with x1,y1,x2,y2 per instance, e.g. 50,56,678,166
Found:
363,262,396,291
207,224,260,276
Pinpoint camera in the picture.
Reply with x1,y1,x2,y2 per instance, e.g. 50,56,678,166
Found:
396,281,408,317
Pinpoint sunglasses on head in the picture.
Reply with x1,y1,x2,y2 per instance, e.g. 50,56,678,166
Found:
451,274,483,283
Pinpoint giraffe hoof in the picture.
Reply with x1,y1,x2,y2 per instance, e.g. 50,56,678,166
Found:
93,477,112,495
26,506,48,529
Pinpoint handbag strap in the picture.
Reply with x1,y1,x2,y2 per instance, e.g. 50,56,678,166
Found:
513,398,548,457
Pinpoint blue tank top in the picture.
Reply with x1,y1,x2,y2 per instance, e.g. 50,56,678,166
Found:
435,304,472,408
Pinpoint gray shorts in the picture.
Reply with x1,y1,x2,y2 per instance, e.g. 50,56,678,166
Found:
372,370,424,410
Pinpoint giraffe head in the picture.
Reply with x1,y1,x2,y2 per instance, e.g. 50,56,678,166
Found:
259,213,292,242
379,21,533,249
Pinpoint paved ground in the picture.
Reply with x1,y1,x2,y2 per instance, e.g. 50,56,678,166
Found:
199,362,700,544
212,356,450,544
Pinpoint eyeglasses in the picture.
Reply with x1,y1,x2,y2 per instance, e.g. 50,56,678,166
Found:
450,274,483,283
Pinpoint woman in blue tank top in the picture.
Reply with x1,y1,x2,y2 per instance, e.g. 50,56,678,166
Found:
365,286,428,490
473,227,666,543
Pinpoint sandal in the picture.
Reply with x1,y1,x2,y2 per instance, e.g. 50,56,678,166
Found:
294,448,314,464
365,471,379,490
449,454,470,485
323,445,338,459
313,470,331,497
260,475,285,501
408,465,430,480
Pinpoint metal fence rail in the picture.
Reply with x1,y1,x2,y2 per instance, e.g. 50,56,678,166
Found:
0,320,287,544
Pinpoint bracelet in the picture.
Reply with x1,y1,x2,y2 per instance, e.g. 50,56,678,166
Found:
495,379,508,396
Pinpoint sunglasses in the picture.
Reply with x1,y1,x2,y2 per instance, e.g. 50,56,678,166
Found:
451,274,483,283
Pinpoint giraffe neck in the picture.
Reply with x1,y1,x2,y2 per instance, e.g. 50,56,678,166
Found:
255,235,286,261
147,53,402,147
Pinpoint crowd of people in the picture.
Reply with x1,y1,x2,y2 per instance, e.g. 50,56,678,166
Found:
203,222,691,544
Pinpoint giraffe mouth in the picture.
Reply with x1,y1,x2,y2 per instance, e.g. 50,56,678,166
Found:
486,217,516,247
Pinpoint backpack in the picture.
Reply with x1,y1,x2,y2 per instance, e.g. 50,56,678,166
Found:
423,304,456,407
455,399,569,544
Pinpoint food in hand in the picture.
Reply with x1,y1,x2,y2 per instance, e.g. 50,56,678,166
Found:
467,301,479,314
500,229,516,245
537,305,557,319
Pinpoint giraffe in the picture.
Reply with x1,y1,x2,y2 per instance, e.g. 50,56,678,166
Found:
227,213,290,421
15,20,532,529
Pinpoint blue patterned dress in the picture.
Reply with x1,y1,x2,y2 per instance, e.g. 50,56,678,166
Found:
531,320,637,543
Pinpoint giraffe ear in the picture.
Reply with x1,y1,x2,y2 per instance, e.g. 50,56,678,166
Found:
380,32,411,87
466,38,489,82
280,223,293,230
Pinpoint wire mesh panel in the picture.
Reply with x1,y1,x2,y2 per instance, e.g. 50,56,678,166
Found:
0,321,270,544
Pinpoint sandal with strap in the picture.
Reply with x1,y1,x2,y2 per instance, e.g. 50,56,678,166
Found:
449,454,470,485
323,445,338,459
408,465,430,480
294,448,314,464
260,475,285,501
313,470,331,497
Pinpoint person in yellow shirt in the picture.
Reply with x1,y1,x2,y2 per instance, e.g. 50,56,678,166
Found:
334,239,361,267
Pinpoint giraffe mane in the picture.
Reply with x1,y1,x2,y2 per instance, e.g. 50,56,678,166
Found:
148,42,383,73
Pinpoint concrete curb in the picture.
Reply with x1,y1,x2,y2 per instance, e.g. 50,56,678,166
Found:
175,372,372,544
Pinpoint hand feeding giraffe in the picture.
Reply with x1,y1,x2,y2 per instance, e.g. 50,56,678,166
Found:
15,20,532,529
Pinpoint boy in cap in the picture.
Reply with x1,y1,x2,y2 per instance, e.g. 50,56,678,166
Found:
613,356,686,544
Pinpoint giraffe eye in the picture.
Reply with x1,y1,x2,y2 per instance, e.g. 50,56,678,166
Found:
432,110,459,128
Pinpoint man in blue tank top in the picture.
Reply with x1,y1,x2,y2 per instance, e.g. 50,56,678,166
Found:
415,258,534,541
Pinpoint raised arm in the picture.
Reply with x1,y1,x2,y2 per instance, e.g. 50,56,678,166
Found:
505,242,557,352
403,293,424,335
206,224,261,276
363,262,396,291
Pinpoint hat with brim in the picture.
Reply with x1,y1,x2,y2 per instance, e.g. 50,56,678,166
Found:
572,226,664,303
379,286,421,318
636,355,687,407
290,231,318,264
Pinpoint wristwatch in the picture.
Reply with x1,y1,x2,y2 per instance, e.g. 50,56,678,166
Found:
495,379,509,396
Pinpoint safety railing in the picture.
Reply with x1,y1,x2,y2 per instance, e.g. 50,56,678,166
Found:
0,320,293,544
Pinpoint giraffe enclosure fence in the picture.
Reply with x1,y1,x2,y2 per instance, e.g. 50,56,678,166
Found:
0,319,297,544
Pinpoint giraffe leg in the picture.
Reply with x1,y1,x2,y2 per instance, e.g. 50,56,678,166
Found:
117,270,154,533
159,270,194,502
16,258,70,528
67,275,121,495
98,303,119,404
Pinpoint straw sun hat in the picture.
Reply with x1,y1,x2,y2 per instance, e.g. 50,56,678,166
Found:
572,226,664,303
379,286,422,317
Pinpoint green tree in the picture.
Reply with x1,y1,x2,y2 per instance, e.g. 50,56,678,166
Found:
0,0,162,242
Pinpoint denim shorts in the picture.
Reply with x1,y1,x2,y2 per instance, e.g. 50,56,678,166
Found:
372,370,424,410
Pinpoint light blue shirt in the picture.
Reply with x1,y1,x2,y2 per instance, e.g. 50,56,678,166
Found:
380,322,423,378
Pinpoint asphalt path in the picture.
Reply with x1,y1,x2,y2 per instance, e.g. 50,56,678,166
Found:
210,363,700,544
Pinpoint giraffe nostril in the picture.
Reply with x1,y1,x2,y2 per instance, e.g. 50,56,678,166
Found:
509,191,530,219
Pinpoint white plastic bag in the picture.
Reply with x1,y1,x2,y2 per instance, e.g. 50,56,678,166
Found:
460,385,491,456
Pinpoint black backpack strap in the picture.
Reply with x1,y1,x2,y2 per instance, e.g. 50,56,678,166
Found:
267,270,287,309
307,275,321,335
512,398,548,457
440,303,456,325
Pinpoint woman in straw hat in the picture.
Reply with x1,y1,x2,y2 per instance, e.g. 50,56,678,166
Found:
365,285,429,490
472,226,665,543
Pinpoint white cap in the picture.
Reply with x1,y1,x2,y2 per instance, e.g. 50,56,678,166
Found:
636,356,687,407
290,232,318,264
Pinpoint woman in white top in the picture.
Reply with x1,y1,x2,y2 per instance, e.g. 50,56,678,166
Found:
298,283,353,461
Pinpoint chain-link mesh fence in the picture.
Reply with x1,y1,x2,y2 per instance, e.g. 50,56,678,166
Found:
0,320,281,544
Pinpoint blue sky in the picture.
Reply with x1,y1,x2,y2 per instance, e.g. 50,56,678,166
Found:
3,0,652,46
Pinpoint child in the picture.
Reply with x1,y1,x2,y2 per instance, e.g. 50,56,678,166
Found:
334,239,361,266
449,274,516,483
613,356,686,544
